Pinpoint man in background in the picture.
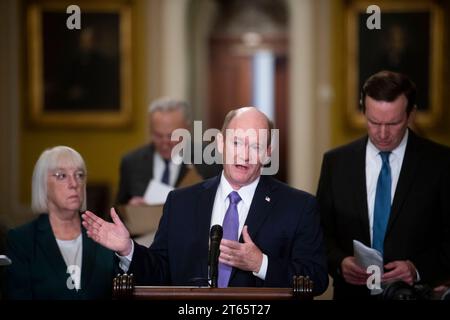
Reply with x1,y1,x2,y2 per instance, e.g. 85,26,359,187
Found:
116,97,221,205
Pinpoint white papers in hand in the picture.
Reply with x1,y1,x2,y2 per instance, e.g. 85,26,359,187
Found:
353,240,383,271
0,255,12,266
353,240,384,294
143,179,174,205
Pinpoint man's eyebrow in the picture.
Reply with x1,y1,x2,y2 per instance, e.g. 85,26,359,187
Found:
368,118,403,125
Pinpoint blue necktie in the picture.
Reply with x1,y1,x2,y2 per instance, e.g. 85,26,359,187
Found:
161,159,170,185
373,151,392,255
218,191,241,288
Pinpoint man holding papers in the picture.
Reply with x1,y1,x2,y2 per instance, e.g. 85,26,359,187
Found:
317,71,450,299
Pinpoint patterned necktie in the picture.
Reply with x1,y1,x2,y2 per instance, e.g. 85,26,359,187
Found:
372,151,392,255
161,159,170,185
218,191,241,288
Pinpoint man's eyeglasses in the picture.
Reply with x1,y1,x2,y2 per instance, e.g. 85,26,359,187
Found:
51,171,86,183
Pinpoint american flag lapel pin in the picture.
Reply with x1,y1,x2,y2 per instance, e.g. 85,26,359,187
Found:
265,196,271,202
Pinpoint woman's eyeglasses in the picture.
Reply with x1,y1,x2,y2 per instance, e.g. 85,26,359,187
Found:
51,171,86,183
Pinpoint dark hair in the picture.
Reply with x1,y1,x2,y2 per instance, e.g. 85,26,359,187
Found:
360,70,416,115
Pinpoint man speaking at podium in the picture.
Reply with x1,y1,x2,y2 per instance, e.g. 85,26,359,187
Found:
82,107,328,295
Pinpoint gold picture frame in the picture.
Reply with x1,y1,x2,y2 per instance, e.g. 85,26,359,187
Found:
27,1,132,128
346,1,443,128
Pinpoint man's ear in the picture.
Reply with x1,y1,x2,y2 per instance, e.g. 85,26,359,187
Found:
407,107,417,127
217,132,224,154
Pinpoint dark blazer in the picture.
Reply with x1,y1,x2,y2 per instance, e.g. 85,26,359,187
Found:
116,144,222,204
129,175,329,295
317,130,450,299
5,214,117,300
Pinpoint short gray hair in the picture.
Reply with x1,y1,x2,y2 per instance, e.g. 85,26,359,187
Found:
147,97,191,121
31,146,87,214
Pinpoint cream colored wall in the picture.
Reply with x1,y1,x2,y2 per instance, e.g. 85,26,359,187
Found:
287,0,316,193
188,0,217,123
161,0,189,99
287,0,333,195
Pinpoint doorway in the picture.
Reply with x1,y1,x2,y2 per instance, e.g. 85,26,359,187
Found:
207,0,289,182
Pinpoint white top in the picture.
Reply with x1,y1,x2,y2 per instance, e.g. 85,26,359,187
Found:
365,129,408,245
56,234,82,290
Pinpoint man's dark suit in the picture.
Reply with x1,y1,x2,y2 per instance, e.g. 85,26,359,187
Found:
129,175,329,295
116,144,221,204
5,214,117,299
317,130,450,299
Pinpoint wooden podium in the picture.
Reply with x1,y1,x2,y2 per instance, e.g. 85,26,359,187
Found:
112,274,313,300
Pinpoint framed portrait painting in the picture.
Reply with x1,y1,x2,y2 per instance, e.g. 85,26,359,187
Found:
346,1,443,128
27,1,132,128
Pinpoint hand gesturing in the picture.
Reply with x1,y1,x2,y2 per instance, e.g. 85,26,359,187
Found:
82,207,132,256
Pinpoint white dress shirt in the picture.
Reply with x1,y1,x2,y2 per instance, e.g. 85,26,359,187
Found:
366,129,408,245
152,152,182,187
210,171,268,280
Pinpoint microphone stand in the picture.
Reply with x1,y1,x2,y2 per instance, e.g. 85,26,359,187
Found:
208,225,223,288
209,252,219,288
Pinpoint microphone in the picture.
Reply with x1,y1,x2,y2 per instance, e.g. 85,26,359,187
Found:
209,224,223,288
